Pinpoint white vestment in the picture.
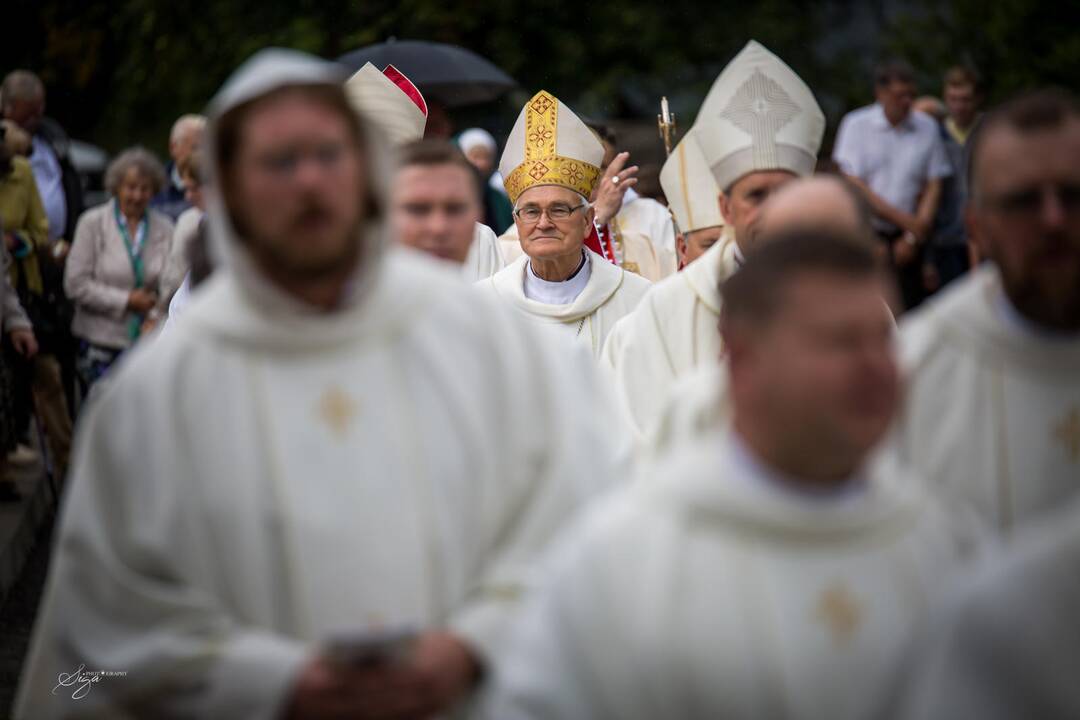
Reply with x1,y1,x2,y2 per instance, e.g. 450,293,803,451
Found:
646,302,895,458
892,265,1080,536
475,248,651,358
15,247,625,719
160,206,204,308
898,498,1080,719
485,430,984,720
462,222,505,283
600,229,740,437
15,49,626,720
615,188,678,277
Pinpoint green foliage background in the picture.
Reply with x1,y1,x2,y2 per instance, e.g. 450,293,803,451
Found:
4,0,1077,155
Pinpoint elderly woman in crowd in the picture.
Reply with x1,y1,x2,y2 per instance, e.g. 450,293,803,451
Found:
64,147,173,389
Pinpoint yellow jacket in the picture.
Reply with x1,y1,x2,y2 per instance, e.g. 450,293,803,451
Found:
1,156,50,296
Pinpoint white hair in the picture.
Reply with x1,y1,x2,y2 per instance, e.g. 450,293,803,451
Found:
170,114,207,145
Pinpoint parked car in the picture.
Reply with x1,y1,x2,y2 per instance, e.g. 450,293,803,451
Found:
69,139,109,208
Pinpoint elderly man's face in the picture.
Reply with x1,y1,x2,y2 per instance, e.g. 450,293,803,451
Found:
970,118,1080,330
393,163,481,264
228,91,366,280
514,185,593,263
733,271,898,472
719,170,796,254
876,80,916,127
677,225,724,266
3,95,44,134
171,127,203,166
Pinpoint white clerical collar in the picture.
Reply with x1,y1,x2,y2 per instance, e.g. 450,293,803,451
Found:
726,429,868,505
524,251,591,305
995,287,1080,343
733,242,745,266
171,164,185,192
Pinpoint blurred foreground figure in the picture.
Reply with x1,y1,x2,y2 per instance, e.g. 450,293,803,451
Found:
15,49,622,719
485,231,981,720
647,174,880,455
893,88,1080,536
898,497,1080,719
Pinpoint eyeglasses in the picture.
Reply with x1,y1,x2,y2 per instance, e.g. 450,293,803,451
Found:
252,142,349,178
513,202,589,223
981,183,1080,217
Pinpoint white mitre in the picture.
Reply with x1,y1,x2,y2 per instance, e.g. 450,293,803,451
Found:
659,126,724,234
694,40,825,190
344,62,428,146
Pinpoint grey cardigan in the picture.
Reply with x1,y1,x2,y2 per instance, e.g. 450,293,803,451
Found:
64,202,174,349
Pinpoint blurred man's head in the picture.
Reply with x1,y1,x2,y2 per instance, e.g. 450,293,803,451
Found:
967,88,1080,331
1,70,45,134
874,60,917,127
513,185,594,265
719,170,798,254
759,175,874,242
170,114,206,169
722,231,896,484
179,150,206,211
215,84,371,285
677,226,725,266
458,128,497,178
393,140,483,264
943,66,981,130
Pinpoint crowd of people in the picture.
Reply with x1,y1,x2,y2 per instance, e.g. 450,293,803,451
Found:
1,37,1078,719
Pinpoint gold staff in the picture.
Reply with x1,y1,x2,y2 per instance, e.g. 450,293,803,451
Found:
657,95,677,156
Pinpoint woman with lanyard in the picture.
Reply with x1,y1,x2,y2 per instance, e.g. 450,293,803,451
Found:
64,147,173,392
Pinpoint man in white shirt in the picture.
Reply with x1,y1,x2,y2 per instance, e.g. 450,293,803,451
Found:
486,230,980,720
392,140,504,282
833,59,953,310
1,70,83,244
15,49,623,719
477,90,651,357
891,88,1080,536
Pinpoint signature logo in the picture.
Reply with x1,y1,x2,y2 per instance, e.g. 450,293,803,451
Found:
52,664,127,700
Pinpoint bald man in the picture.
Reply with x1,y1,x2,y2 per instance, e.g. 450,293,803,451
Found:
646,175,890,456
150,114,206,221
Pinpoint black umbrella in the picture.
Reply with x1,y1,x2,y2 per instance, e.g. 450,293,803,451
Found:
338,39,517,107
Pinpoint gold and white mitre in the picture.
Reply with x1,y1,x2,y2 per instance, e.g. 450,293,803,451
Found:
660,126,725,235
693,40,825,191
499,91,605,204
344,62,428,146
